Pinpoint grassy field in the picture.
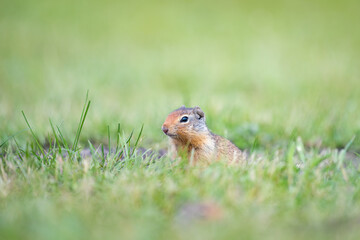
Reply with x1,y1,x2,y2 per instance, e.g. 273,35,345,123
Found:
1,0,360,239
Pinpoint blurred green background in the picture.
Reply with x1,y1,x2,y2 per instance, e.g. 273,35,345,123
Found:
1,0,360,150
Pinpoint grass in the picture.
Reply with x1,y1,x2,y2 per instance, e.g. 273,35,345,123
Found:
1,132,360,240
1,0,360,239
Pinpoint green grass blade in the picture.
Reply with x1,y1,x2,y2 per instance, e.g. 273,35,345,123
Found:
13,138,24,162
101,144,105,166
126,130,134,145
72,91,89,149
49,119,62,154
338,136,356,169
56,126,69,150
296,137,306,163
21,111,46,158
72,96,91,153
250,136,259,154
131,124,144,156
115,123,121,153
88,140,97,158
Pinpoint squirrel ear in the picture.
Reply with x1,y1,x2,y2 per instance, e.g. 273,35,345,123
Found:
193,106,205,119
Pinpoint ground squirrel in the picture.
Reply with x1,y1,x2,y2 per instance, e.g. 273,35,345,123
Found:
162,106,245,163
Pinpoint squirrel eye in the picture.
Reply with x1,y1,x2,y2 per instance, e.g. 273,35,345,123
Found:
180,116,189,123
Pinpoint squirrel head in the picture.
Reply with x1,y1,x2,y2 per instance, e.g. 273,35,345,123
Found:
162,106,208,142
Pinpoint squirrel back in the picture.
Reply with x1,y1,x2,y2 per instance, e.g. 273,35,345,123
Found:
162,106,245,163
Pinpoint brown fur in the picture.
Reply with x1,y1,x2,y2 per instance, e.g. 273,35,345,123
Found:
162,106,246,164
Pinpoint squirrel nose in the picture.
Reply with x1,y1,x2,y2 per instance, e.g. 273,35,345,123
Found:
162,125,169,134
